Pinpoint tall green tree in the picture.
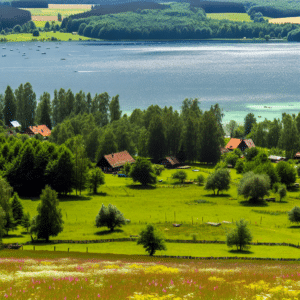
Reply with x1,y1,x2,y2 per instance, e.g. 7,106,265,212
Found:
98,92,110,126
65,89,75,116
226,120,238,138
109,94,122,122
86,92,92,114
147,115,166,161
96,129,118,161
244,113,256,136
3,85,16,126
267,118,281,149
130,157,157,186
182,116,198,162
15,83,24,125
137,128,149,157
74,90,86,115
36,92,52,129
58,88,67,123
22,82,36,129
88,168,105,194
10,192,24,226
31,185,64,242
198,111,222,164
52,89,59,127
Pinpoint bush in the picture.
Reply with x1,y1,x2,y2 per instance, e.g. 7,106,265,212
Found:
225,152,239,167
276,161,297,187
137,224,167,256
278,184,287,202
244,147,259,161
153,164,164,176
172,170,187,183
214,161,227,170
32,30,39,37
226,219,252,251
130,157,157,186
196,174,205,186
238,172,270,203
205,168,230,195
95,203,126,232
288,206,300,224
235,159,244,174
88,168,105,194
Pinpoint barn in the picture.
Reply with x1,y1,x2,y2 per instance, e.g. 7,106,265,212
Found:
23,125,51,138
157,156,181,169
225,138,255,151
97,150,135,173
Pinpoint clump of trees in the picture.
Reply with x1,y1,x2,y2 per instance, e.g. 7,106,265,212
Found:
172,170,187,184
205,168,230,195
130,157,157,186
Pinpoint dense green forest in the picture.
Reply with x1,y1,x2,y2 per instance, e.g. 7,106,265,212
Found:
62,3,299,40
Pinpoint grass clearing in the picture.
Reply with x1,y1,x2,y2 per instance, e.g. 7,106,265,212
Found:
207,13,252,22
22,8,90,17
1,32,93,42
33,21,61,27
0,251,300,299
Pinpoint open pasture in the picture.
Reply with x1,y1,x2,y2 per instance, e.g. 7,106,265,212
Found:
269,17,300,24
3,166,300,255
23,8,91,17
207,13,252,22
1,251,300,299
32,20,61,27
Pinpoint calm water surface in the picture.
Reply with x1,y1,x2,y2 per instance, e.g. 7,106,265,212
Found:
1,40,300,124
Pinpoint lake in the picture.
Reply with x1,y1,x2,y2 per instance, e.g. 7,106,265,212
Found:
1,40,300,125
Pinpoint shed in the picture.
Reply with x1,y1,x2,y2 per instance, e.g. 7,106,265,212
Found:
158,156,181,168
8,120,21,128
97,150,135,173
225,138,255,151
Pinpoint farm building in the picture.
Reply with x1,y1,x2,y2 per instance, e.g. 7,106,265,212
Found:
268,155,286,162
23,125,51,138
220,147,230,155
225,138,255,151
97,150,135,173
157,156,182,168
8,120,21,128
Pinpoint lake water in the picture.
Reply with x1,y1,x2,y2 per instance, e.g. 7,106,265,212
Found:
1,40,300,125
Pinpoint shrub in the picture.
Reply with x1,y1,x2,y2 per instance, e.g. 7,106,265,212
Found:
244,147,259,161
137,224,167,256
276,161,297,187
172,170,187,183
288,206,300,224
32,30,39,37
88,168,105,194
235,159,244,174
153,164,164,176
278,184,287,202
95,203,126,232
226,219,252,251
196,174,205,186
205,168,230,195
225,152,239,167
130,157,157,186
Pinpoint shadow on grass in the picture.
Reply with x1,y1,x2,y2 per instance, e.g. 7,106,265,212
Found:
94,229,124,236
21,197,40,201
21,231,30,235
58,195,93,201
229,249,254,255
204,194,231,198
239,201,268,207
127,185,156,190
3,234,24,239
289,225,300,229
288,186,299,193
86,192,107,197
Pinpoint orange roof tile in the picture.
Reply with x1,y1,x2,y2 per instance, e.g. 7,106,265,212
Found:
27,125,51,137
104,151,135,168
225,138,242,149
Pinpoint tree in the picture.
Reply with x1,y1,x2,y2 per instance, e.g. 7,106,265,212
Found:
52,89,59,127
88,168,105,194
196,174,205,186
10,192,24,226
198,111,222,164
32,30,39,37
278,184,287,202
21,212,31,233
225,152,239,167
95,203,126,232
31,186,64,242
130,157,157,186
109,94,122,122
3,85,16,126
22,82,36,129
137,224,167,256
15,83,24,126
288,206,300,224
182,116,198,162
3,210,17,236
36,92,52,129
276,161,296,187
238,172,270,203
57,13,62,22
244,147,259,161
226,120,238,138
147,115,166,162
244,113,256,136
96,129,118,161
226,219,252,251
172,170,187,183
205,168,230,195
235,159,244,174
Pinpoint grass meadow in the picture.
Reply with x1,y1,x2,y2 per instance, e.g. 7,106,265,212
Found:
1,250,300,299
207,13,252,22
33,21,61,28
1,32,93,42
3,165,300,254
23,8,91,17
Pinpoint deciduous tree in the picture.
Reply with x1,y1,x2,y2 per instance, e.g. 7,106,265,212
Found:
10,192,24,226
88,168,105,194
130,157,157,186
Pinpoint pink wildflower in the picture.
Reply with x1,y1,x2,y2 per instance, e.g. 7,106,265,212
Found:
214,286,218,290
162,288,166,293
4,294,8,298
170,280,174,285
97,294,101,297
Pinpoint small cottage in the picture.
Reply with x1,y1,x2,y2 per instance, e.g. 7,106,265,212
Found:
97,150,135,173
157,156,181,169
23,125,51,138
225,138,255,151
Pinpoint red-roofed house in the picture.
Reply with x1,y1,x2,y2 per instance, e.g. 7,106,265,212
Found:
97,150,135,172
24,125,51,138
225,138,255,151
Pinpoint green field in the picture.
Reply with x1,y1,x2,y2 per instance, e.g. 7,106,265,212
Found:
33,21,61,28
207,13,253,22
1,32,93,42
22,8,90,17
3,166,300,258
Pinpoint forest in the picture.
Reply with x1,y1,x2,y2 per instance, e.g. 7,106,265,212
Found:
62,3,299,40
0,6,31,29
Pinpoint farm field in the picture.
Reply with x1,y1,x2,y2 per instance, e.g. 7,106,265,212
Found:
1,250,300,299
22,8,91,17
207,13,252,22
1,32,93,42
269,17,300,24
3,166,300,257
33,20,61,27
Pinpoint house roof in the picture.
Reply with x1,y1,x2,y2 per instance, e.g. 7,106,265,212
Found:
10,120,21,128
165,156,180,166
27,125,51,137
220,147,230,154
104,151,135,168
225,138,255,149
